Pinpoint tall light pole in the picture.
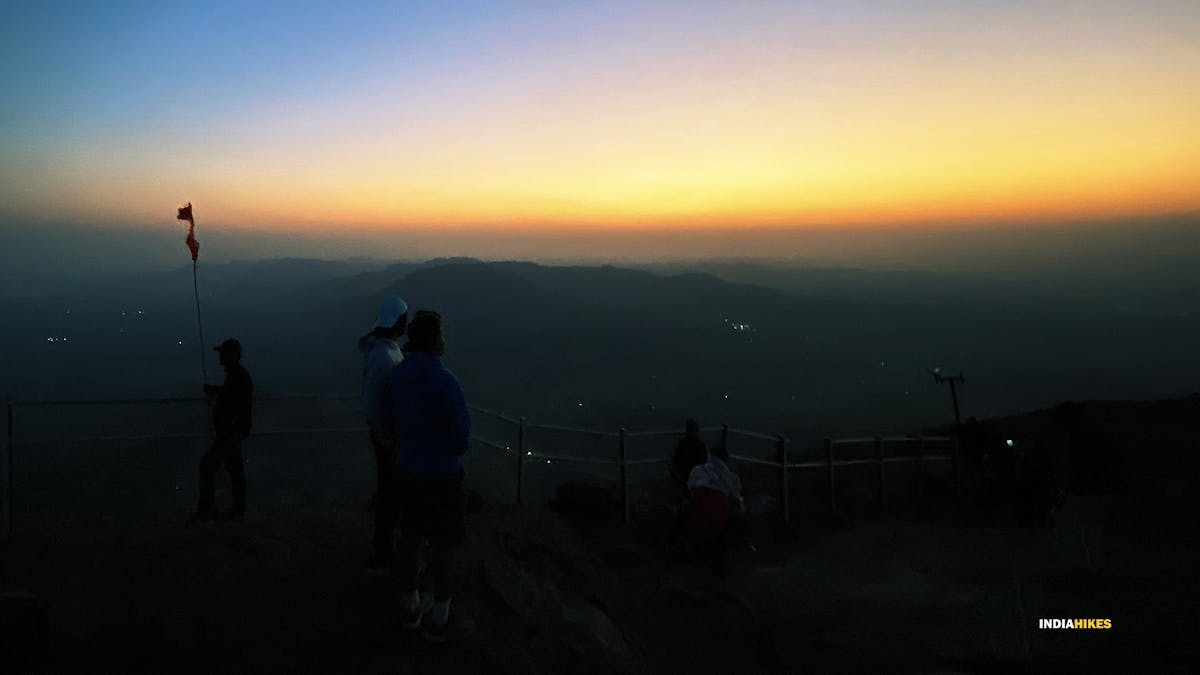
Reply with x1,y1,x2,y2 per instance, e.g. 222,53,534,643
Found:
927,368,965,429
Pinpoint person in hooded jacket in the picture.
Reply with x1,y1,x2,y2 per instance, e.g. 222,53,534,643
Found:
389,310,475,641
359,295,408,572
685,444,745,576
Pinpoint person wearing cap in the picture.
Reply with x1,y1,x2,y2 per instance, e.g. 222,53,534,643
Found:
389,310,475,641
189,338,253,525
358,294,408,572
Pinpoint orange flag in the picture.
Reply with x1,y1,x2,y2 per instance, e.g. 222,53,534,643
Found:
177,202,199,261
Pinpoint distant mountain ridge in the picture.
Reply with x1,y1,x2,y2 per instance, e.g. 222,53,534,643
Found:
1,257,1197,446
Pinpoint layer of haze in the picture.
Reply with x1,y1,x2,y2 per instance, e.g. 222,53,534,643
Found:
3,0,1199,236
2,213,1196,288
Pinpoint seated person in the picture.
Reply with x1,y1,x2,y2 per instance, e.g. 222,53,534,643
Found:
683,445,744,575
685,445,743,537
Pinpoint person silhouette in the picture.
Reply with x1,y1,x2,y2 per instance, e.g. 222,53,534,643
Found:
389,311,475,641
189,338,253,525
359,295,408,573
684,444,745,576
670,418,708,496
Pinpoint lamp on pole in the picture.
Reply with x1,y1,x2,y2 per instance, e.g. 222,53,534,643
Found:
926,367,965,429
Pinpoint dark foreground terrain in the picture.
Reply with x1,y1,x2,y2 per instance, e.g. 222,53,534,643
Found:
3,396,1198,673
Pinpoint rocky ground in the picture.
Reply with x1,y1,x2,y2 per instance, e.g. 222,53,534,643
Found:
3,396,1197,673
2,482,1195,674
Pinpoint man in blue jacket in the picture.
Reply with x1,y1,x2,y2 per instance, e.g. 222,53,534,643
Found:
389,310,475,641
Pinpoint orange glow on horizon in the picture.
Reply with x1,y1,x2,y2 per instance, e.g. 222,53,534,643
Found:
4,2,1198,235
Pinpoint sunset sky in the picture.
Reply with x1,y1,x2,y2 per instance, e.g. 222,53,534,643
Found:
2,1,1198,236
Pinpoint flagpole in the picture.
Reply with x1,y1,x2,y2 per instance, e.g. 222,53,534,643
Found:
192,258,209,385
178,202,207,387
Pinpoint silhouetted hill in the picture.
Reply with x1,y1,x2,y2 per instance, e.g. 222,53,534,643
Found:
381,262,552,326
2,258,1197,446
926,394,1200,504
639,227,1200,318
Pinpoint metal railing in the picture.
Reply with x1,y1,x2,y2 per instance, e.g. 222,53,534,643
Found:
3,396,957,539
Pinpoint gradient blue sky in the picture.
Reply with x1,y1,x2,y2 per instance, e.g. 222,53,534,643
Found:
2,1,1198,245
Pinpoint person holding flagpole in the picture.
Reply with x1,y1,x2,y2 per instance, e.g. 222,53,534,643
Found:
175,202,253,526
189,338,254,526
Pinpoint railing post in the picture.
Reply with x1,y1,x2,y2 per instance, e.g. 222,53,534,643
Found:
516,417,525,506
952,433,961,500
720,423,729,453
875,435,886,512
619,427,629,524
825,437,835,515
776,434,789,526
916,434,925,500
6,400,13,539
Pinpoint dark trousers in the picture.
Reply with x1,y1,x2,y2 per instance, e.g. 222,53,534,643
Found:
198,435,246,515
395,469,465,601
372,436,399,562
